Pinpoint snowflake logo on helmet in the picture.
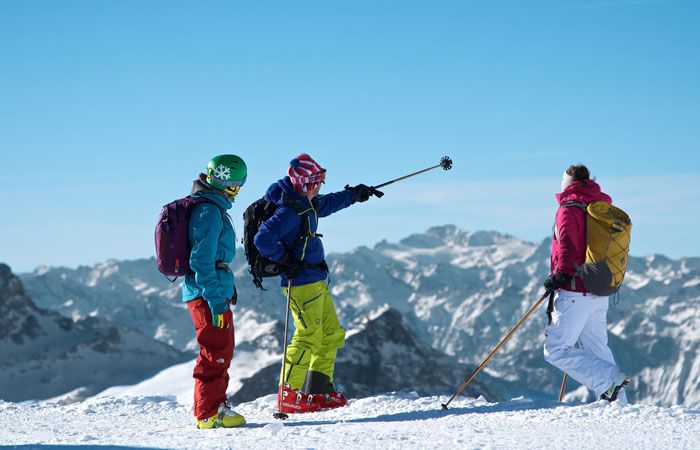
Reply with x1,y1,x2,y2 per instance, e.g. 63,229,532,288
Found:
212,164,231,180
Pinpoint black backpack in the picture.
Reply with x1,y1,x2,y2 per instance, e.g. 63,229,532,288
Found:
242,196,322,289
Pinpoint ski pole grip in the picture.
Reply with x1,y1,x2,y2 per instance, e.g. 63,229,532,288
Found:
370,186,384,198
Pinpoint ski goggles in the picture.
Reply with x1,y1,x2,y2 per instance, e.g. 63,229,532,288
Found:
225,185,242,198
292,169,327,186
209,175,246,197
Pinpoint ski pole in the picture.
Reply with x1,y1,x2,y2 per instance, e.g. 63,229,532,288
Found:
558,373,568,402
441,290,552,410
273,279,293,420
371,156,453,195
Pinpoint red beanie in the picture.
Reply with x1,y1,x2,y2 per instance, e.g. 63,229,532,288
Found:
288,153,326,193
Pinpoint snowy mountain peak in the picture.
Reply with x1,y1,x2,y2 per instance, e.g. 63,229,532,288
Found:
86,260,121,286
335,305,500,399
0,264,188,403
0,262,72,345
396,226,517,250
12,226,700,408
369,225,538,272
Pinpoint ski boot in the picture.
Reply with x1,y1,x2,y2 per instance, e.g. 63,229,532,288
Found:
302,370,348,410
315,390,348,410
600,373,630,403
196,401,246,429
278,384,321,414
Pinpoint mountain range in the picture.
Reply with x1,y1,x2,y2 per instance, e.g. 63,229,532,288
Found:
7,225,699,407
0,263,189,402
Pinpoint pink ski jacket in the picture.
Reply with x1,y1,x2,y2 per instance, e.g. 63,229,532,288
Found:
551,179,612,293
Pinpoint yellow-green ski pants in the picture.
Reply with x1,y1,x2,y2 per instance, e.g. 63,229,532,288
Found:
280,280,345,390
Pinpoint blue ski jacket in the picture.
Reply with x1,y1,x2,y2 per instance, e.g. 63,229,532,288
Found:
182,177,236,315
254,177,355,287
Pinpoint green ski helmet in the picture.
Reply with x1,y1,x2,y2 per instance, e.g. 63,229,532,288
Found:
206,154,247,198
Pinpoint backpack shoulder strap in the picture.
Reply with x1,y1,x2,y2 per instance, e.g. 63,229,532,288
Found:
282,195,312,214
281,194,315,236
553,201,588,242
280,194,325,265
189,196,226,215
188,196,228,235
561,201,587,210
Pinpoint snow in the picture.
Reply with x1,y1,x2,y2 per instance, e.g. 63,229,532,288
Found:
683,277,700,288
1,393,697,449
97,349,278,406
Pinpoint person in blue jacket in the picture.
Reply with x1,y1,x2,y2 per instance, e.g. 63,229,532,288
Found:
183,154,247,429
254,153,381,413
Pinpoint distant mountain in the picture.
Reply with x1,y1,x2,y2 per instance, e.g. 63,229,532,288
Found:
17,226,700,407
335,305,505,399
20,258,195,350
20,254,286,352
328,226,700,407
0,263,189,402
231,305,501,404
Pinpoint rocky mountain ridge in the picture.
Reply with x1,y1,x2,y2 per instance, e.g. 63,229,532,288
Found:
15,226,700,407
0,264,189,402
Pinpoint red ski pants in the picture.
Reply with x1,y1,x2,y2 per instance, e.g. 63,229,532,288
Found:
188,298,234,420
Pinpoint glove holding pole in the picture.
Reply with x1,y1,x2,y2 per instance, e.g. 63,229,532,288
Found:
277,252,303,278
543,271,572,292
345,183,384,202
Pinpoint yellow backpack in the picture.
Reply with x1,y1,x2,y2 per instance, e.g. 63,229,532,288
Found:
565,201,632,296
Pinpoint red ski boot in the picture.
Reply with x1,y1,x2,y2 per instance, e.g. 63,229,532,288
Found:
315,390,348,410
301,371,349,410
278,385,321,414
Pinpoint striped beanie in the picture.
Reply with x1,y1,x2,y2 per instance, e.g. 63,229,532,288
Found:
288,153,326,193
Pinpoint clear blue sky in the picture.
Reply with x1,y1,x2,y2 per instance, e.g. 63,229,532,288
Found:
1,0,698,273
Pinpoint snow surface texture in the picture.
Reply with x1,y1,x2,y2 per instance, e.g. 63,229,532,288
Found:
1,393,698,449
14,226,700,407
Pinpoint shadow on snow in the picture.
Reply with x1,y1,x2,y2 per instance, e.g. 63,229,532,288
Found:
243,399,569,429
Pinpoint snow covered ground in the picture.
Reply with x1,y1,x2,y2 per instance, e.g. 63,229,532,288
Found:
95,346,277,407
1,393,698,449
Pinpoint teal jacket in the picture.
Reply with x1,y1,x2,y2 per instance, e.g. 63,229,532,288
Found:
182,177,236,314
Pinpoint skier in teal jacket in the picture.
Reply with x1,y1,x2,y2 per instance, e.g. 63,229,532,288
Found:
183,154,247,429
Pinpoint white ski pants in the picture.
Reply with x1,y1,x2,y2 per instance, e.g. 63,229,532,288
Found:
544,290,627,403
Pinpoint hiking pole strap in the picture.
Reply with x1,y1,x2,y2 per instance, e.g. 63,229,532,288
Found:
442,290,552,410
546,290,555,325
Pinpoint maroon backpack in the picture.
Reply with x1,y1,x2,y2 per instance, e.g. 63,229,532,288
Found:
155,196,223,280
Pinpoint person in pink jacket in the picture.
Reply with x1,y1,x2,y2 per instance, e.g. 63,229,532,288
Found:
543,164,629,404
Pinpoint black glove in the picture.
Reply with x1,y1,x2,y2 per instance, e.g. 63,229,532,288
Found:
543,271,572,292
230,286,238,306
278,252,303,278
345,184,384,203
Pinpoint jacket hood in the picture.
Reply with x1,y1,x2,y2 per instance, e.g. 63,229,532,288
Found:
264,177,308,206
556,179,612,205
191,174,232,210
